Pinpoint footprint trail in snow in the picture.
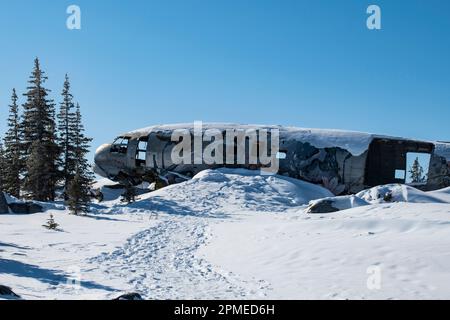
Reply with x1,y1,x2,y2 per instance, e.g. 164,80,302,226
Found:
90,215,269,299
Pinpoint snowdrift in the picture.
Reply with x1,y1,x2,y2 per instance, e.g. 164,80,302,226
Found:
306,184,450,213
96,170,450,216
356,184,449,204
104,168,333,216
2,169,450,300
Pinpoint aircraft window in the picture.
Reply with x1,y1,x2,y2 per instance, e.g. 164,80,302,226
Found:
276,151,287,159
138,140,147,151
136,137,148,166
111,137,129,154
137,151,146,161
394,169,406,180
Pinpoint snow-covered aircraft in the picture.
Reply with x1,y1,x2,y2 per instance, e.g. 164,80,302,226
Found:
94,123,450,195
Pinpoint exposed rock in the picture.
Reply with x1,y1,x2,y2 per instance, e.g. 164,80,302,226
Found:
305,195,369,214
0,192,9,214
8,202,44,214
113,292,143,300
305,199,340,214
383,192,393,202
0,285,21,299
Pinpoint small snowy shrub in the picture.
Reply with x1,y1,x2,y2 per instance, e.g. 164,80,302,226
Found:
42,213,60,230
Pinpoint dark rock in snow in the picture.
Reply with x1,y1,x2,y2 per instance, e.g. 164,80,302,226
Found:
0,192,9,214
306,195,369,214
113,292,143,300
305,200,340,214
0,285,21,299
8,202,44,214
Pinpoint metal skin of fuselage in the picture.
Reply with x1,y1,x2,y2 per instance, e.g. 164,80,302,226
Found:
94,123,450,195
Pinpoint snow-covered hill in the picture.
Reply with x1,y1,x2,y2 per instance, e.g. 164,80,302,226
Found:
1,169,450,299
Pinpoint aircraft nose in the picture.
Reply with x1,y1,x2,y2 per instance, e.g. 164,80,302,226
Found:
94,144,110,163
94,144,111,178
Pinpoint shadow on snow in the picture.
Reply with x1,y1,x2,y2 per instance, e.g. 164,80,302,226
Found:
0,258,117,292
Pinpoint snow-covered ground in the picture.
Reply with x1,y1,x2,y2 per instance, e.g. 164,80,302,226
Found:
1,169,450,299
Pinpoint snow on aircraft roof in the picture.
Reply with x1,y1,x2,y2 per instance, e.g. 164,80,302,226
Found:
124,123,433,157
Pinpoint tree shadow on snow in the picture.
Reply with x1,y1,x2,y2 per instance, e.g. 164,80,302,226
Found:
122,196,231,219
79,214,126,222
0,258,116,292
0,242,32,250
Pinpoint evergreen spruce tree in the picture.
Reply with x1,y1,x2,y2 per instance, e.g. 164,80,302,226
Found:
409,157,425,183
67,171,90,215
26,141,52,200
67,103,93,214
0,140,5,191
3,89,22,197
21,58,60,201
57,74,77,195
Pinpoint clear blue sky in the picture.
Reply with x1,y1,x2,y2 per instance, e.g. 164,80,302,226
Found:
1,0,449,161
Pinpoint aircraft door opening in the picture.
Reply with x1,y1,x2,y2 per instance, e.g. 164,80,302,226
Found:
365,138,434,188
136,137,148,167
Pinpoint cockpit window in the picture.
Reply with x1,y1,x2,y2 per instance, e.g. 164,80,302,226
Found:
111,137,129,154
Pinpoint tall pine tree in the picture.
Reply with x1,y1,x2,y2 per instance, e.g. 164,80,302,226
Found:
67,103,93,214
3,89,22,197
0,140,5,191
57,74,77,194
21,58,60,201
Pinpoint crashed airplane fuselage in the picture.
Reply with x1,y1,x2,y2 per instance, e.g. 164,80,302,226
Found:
94,123,450,195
